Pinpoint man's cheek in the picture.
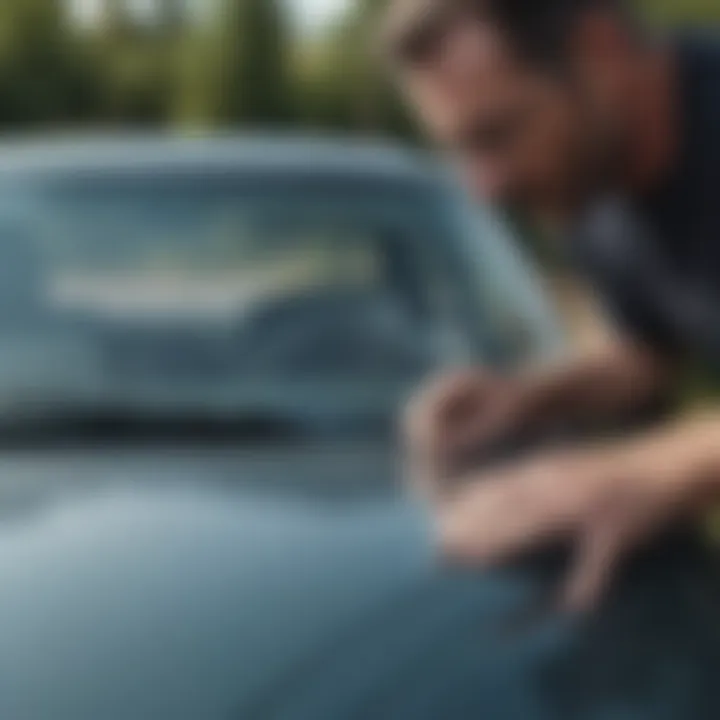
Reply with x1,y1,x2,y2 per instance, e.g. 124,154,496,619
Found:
523,145,572,196
404,78,459,141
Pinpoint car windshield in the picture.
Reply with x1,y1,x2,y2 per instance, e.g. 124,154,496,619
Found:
0,171,558,428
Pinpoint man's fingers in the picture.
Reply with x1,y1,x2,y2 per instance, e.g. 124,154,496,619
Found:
403,371,499,495
563,523,624,613
438,480,516,562
404,370,495,450
438,471,567,564
450,394,521,456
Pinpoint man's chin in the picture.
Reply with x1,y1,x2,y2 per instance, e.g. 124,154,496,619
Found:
530,187,597,227
503,196,580,236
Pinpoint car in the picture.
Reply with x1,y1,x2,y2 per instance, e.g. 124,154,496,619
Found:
0,134,716,720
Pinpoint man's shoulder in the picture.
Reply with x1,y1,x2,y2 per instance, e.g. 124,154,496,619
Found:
639,33,720,228
677,31,720,121
677,30,720,67
574,32,720,273
570,198,653,280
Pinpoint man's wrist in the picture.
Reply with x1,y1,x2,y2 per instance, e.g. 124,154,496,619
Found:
513,370,569,432
626,412,720,506
676,414,720,505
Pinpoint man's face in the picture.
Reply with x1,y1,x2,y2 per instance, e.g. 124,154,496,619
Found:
400,22,622,220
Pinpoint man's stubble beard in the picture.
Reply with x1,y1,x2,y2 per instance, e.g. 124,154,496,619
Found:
554,107,630,223
514,120,627,239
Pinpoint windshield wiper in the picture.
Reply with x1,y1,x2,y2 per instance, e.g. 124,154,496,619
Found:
0,406,318,447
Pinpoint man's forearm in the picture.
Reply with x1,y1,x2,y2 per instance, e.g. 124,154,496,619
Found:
517,340,674,431
631,411,720,506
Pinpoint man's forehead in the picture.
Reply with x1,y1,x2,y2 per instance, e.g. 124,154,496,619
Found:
403,23,530,120
405,22,524,93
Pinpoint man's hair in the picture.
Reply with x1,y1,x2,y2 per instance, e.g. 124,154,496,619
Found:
382,0,634,70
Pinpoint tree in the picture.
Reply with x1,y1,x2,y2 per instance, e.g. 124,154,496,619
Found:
297,0,413,137
90,0,188,125
157,0,186,29
177,0,293,127
0,0,101,126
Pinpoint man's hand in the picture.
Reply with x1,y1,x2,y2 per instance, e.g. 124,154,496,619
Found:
437,416,720,611
404,369,531,495
403,345,672,501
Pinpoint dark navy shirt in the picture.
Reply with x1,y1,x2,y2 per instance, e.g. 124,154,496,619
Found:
575,36,720,364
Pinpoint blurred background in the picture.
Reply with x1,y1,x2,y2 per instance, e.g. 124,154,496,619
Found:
0,0,713,349
0,0,716,135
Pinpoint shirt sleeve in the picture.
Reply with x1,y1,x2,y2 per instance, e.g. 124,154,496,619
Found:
591,268,679,355
571,199,680,356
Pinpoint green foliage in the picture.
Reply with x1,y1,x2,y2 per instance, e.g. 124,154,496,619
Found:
177,0,293,127
642,0,720,23
95,34,180,125
0,0,715,134
0,0,100,126
296,0,413,137
90,0,187,125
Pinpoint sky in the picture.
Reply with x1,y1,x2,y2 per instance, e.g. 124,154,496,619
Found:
70,0,351,31
292,0,348,29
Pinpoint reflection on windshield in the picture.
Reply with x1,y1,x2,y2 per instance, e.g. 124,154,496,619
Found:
0,176,468,422
0,172,553,429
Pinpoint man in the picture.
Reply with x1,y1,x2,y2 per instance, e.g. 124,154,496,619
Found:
385,0,720,609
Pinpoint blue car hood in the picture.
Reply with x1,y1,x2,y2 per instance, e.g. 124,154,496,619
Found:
0,444,717,720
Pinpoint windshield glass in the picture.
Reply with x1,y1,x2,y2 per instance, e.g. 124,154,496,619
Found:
0,172,556,425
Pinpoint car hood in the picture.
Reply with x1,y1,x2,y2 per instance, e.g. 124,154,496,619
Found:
0,443,718,720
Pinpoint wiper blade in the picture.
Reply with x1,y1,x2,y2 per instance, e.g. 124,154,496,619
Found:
0,407,314,447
